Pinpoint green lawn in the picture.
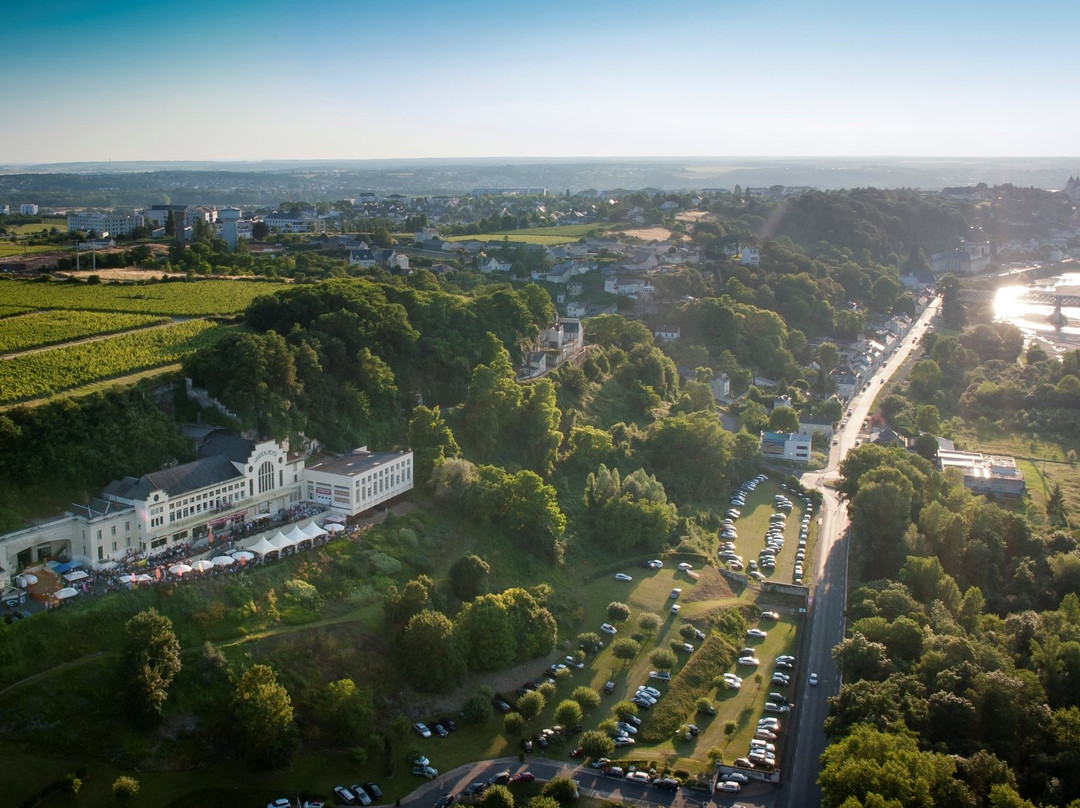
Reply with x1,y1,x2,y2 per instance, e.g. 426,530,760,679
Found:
0,242,64,258
445,224,605,245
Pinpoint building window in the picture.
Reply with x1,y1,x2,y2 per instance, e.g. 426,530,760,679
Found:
259,460,274,494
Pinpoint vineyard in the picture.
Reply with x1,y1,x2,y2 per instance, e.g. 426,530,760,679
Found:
0,278,288,316
0,311,170,355
0,319,227,404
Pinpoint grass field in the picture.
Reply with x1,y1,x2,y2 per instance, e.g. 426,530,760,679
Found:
0,277,287,316
0,242,65,258
6,219,68,236
446,224,605,245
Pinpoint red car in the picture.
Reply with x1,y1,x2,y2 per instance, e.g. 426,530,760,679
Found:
510,772,535,783
569,746,585,758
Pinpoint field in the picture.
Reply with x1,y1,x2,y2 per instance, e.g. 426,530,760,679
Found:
0,242,66,258
0,278,288,316
0,319,225,403
6,219,69,236
0,310,170,354
446,224,605,245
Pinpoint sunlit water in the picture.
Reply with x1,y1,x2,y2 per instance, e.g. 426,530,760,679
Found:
994,272,1080,344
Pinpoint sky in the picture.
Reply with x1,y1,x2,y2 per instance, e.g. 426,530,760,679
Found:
3,0,1080,163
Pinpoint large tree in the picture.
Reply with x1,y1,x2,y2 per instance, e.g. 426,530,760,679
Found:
230,664,298,767
121,608,181,724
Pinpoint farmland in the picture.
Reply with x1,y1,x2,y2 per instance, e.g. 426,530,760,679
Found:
0,310,169,354
0,278,288,316
0,319,225,403
446,223,604,245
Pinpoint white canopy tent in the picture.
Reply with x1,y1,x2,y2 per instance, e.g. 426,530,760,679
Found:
54,587,79,600
63,570,89,583
210,555,235,567
233,550,255,562
302,522,327,539
245,536,280,558
325,523,345,534
168,563,193,576
191,559,215,573
281,525,307,545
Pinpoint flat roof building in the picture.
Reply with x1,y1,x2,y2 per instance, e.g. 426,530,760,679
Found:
937,449,1025,498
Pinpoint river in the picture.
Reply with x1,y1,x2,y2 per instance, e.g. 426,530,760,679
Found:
994,271,1080,351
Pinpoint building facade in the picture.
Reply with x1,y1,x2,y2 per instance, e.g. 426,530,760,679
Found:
67,212,146,237
0,436,413,580
304,448,413,518
937,449,1025,498
759,431,811,463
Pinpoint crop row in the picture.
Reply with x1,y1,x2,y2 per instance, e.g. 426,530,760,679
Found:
0,319,226,404
0,278,287,316
0,310,169,355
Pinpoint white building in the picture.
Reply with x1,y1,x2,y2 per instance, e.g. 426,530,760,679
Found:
20,204,39,215
67,212,146,237
264,211,326,233
759,431,811,463
304,448,413,518
0,436,414,578
937,449,1025,498
740,246,760,266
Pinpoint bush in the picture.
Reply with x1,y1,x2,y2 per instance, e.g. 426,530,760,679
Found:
606,601,631,622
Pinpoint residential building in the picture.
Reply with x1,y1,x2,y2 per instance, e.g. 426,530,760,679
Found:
20,204,38,215
654,326,680,341
67,212,145,237
740,246,760,266
798,416,834,438
759,431,811,463
708,373,731,401
264,210,326,233
937,449,1026,498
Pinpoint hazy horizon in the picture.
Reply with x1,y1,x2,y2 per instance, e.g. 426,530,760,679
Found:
4,0,1080,164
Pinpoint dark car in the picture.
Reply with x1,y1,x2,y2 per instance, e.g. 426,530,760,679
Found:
569,746,584,758
430,722,449,738
489,771,511,786
363,782,383,801
654,778,680,792
434,796,455,808
439,717,457,732
492,698,512,713
462,783,487,798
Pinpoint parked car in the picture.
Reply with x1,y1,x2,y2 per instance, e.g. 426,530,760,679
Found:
267,800,294,808
724,771,750,784
492,698,512,713
334,787,358,805
737,656,759,666
434,796,454,808
616,721,638,735
771,672,790,686
489,771,512,786
677,562,693,571
747,628,768,638
569,746,584,758
603,680,615,694
613,736,636,747
412,765,438,779
509,772,535,784
669,588,682,599
631,696,653,709
670,604,681,614
430,722,449,738
351,785,373,806
600,623,618,634
638,685,662,698
521,738,533,752
755,729,778,741
649,670,671,681
408,753,430,766
413,722,432,738
645,559,663,569
626,771,651,785
614,572,633,582
653,778,680,792
364,782,383,800
764,701,791,713
716,780,741,793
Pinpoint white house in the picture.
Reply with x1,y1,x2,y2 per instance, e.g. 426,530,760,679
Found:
740,246,760,266
759,431,811,463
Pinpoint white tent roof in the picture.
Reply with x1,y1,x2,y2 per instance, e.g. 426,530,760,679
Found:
281,524,307,545
267,531,296,550
246,536,280,556
301,521,327,539
55,587,79,600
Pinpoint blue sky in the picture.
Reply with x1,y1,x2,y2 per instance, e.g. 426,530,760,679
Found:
3,0,1079,163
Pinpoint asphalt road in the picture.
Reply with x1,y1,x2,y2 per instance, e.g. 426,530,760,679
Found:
778,295,941,808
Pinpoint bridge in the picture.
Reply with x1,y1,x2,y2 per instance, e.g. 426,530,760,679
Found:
958,289,1080,324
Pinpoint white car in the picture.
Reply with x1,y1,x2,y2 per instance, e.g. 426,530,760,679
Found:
638,685,662,698
722,673,742,689
670,604,681,614
677,562,693,571
737,656,760,666
747,628,767,638
809,672,819,685
716,780,741,793
613,736,636,747
413,722,432,738
614,573,633,581
646,559,663,569
764,701,791,713
600,623,618,634
626,771,651,784
754,729,778,741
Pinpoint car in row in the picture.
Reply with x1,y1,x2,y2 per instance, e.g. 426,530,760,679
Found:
332,782,384,805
